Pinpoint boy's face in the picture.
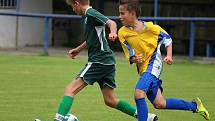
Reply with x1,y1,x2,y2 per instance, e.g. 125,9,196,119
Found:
69,1,83,15
119,5,136,26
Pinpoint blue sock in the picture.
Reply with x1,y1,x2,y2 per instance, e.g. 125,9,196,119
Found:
135,98,148,121
166,98,197,112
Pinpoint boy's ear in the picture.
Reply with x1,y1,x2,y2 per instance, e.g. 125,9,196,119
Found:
74,0,80,5
131,11,136,17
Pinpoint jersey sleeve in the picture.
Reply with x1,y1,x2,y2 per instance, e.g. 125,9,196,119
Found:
87,8,109,25
144,22,172,48
118,29,135,64
158,27,172,48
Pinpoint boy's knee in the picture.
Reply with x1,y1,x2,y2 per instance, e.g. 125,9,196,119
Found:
64,78,86,96
104,99,118,108
64,79,78,96
64,85,75,96
153,101,166,109
135,89,146,99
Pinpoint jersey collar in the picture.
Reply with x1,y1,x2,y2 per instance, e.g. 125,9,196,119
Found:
84,6,92,15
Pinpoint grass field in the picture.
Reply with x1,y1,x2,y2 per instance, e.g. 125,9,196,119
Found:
0,54,214,121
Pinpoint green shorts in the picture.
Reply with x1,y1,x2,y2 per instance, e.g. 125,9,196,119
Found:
77,62,116,89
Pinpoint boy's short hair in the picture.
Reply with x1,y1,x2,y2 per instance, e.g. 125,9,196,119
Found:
66,0,89,5
119,0,141,17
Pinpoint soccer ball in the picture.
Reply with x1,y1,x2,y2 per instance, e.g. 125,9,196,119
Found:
64,114,78,121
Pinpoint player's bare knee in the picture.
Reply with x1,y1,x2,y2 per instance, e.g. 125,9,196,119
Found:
135,89,146,99
104,99,117,108
64,85,75,96
153,101,166,109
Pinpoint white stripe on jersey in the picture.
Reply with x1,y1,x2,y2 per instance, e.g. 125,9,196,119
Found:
164,38,172,48
80,62,92,77
150,33,172,78
95,26,106,51
151,41,163,78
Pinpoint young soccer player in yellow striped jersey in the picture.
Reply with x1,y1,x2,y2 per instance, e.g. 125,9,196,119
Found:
118,0,210,121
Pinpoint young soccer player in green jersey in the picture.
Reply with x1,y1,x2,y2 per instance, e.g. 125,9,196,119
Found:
118,0,210,121
35,0,157,121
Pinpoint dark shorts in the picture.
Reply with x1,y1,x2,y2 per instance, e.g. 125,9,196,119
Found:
77,62,116,89
135,72,163,104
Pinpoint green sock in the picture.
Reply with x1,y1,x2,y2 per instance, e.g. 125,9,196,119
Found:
116,100,136,117
54,96,74,121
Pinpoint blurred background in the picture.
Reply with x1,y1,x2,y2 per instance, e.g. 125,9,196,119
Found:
0,1,215,121
0,0,215,58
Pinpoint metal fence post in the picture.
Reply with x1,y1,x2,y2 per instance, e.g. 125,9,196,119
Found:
189,21,196,60
206,41,212,57
154,0,158,24
44,17,49,55
15,0,20,50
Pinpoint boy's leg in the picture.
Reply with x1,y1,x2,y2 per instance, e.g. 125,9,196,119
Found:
116,100,158,121
153,89,210,120
153,89,197,111
135,73,156,121
165,98,197,111
166,97,209,120
116,99,137,117
100,87,139,117
100,66,157,120
54,78,87,121
135,89,148,121
101,86,158,121
55,96,73,121
101,86,136,117
99,65,138,117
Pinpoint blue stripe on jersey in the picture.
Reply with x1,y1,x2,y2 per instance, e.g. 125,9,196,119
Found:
158,34,163,43
158,31,171,44
159,31,172,48
146,48,158,73
124,41,135,58
159,31,171,40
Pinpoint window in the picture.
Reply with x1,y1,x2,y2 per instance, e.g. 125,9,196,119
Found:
0,0,16,9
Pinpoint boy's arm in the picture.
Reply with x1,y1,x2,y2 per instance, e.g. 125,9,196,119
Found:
121,41,143,64
164,43,173,65
123,41,135,64
68,41,87,59
76,41,87,52
158,27,173,65
87,9,117,41
106,20,118,41
118,31,143,64
118,32,134,64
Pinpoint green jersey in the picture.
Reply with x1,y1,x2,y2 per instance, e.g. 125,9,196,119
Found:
81,7,116,65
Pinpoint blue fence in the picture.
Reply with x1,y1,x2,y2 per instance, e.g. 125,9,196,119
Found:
0,12,215,59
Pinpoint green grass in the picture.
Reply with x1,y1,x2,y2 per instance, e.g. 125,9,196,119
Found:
0,55,214,121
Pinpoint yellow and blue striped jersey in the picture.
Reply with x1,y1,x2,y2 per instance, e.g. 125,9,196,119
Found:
118,21,172,77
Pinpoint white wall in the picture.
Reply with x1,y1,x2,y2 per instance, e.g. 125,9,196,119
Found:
0,0,52,48
0,9,17,48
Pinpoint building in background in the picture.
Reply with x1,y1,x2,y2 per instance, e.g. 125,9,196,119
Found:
53,0,215,56
0,0,215,56
0,0,52,48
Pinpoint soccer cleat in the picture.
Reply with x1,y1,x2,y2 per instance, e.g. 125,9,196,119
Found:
148,113,158,121
134,111,159,121
193,98,210,120
34,119,49,121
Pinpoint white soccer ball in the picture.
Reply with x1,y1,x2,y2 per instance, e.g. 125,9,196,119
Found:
64,114,79,121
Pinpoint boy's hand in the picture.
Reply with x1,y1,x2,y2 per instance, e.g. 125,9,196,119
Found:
164,56,173,65
131,54,143,64
108,33,117,41
68,48,80,59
